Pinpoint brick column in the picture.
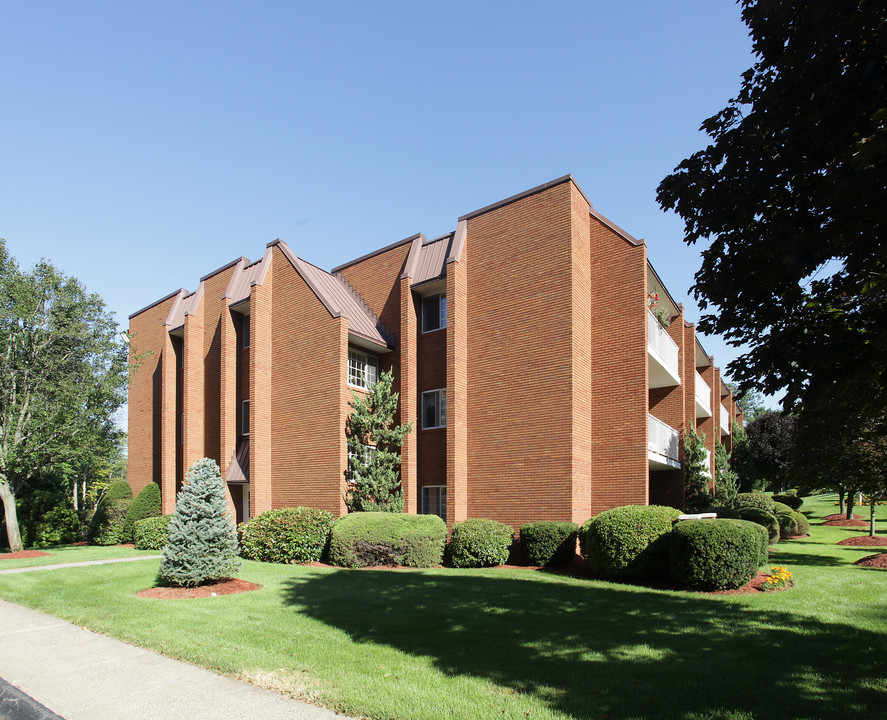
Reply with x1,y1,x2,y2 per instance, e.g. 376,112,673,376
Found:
182,298,205,474
250,271,273,516
446,256,468,525
399,276,418,514
219,303,237,478
160,331,178,513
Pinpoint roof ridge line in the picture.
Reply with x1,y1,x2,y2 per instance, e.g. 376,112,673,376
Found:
335,273,396,346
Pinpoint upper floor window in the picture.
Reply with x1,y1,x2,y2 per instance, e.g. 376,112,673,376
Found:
422,293,447,333
348,349,379,390
242,315,250,349
422,389,446,429
347,444,376,484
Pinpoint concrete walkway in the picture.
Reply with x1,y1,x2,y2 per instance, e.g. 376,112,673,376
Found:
0,599,343,720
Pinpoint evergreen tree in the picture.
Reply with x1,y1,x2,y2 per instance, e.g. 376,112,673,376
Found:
158,458,240,587
714,439,739,508
683,426,711,511
123,482,162,542
345,369,412,512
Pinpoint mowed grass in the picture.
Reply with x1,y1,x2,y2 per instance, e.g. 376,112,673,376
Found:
0,543,161,569
0,495,884,720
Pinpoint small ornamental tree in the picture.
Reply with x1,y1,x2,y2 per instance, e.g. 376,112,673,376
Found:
714,439,739,508
345,369,412,513
158,458,240,587
123,482,161,542
683,425,711,511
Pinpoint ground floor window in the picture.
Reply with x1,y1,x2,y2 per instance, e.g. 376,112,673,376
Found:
421,485,446,519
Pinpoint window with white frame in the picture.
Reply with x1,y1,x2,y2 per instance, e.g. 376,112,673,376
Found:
422,486,446,519
242,315,250,349
241,399,250,436
422,389,446,429
348,349,379,390
347,444,376,484
422,293,447,333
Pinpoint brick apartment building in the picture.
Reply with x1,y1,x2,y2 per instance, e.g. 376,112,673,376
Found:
128,175,743,530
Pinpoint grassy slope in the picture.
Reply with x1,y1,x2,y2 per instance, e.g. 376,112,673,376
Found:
0,544,161,569
0,495,884,720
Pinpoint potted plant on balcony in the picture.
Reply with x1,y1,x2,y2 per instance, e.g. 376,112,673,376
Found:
647,292,671,328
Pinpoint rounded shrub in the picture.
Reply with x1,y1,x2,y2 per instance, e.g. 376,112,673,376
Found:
240,507,334,563
735,491,777,514
448,518,514,568
669,518,764,590
105,480,135,502
706,505,740,519
519,521,579,566
577,517,595,560
32,503,80,547
775,508,810,538
735,507,780,544
134,515,172,550
773,493,803,510
720,518,769,567
771,500,795,515
123,483,162,542
585,505,681,580
329,512,446,568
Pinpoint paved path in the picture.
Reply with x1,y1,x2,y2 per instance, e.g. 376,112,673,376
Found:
0,598,343,719
0,556,163,575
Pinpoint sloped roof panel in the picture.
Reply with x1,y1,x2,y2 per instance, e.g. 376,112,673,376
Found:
224,248,271,306
412,233,454,285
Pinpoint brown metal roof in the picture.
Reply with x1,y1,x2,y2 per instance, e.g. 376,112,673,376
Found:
411,233,454,285
224,248,271,306
275,242,394,349
226,441,249,483
164,283,204,330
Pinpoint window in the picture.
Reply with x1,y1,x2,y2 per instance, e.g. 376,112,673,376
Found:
422,486,447,519
242,315,250,349
422,389,446,429
241,399,250,436
422,293,447,333
348,349,379,390
347,444,376,483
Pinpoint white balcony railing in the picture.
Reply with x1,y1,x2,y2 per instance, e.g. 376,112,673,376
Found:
702,448,712,478
720,404,730,435
647,310,681,388
648,414,681,469
695,371,712,418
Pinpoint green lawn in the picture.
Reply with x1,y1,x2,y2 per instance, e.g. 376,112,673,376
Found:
0,543,161,569
0,496,884,720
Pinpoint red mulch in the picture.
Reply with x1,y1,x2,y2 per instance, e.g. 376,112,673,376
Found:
837,535,887,547
0,550,52,560
822,513,863,522
137,578,261,599
854,553,887,569
707,571,790,595
823,518,869,527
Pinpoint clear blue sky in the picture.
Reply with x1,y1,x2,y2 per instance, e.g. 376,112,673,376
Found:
0,1,773,407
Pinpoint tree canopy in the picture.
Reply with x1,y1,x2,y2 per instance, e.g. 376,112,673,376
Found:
0,240,127,551
657,0,886,420
734,410,796,492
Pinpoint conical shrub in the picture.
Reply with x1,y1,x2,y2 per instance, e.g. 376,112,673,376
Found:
158,458,241,587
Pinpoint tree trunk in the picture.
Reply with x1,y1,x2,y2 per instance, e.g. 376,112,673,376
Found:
870,500,877,538
72,479,79,512
846,491,855,520
838,490,846,516
0,482,23,553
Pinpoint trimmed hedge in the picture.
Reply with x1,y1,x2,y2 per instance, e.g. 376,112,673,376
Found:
706,506,740,519
585,505,681,580
123,483,162,542
448,518,514,568
134,515,172,550
577,517,595,559
329,512,446,568
735,507,780,544
772,493,803,510
775,508,810,538
720,518,769,567
735,492,777,514
519,521,579,566
669,518,764,590
240,507,334,563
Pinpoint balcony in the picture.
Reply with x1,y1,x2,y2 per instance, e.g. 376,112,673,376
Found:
647,310,681,388
648,414,681,470
720,404,730,435
695,372,712,418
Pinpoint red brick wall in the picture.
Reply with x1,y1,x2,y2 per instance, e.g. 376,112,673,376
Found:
589,215,649,514
399,276,418,512
250,265,273,516
446,253,468,525
182,293,205,473
269,247,349,516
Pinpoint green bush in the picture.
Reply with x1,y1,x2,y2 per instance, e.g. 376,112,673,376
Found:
735,507,780,544
448,518,514,568
87,499,131,545
123,483,162,542
519,521,579,566
105,480,134,502
585,505,681,580
773,494,803,510
735,491,776,514
577,517,595,559
240,507,334,563
32,502,80,548
329,512,446,568
720,518,769,567
134,515,172,550
159,458,241,587
669,519,764,591
775,508,810,538
706,505,740,519
771,500,794,515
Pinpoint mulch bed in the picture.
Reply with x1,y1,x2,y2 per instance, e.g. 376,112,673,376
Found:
854,553,887,569
707,571,790,595
822,518,869,527
837,535,887,547
137,577,261,599
0,550,52,560
822,513,862,522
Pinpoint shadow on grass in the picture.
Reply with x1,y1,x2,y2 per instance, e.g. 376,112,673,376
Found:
280,571,885,720
765,550,856,567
